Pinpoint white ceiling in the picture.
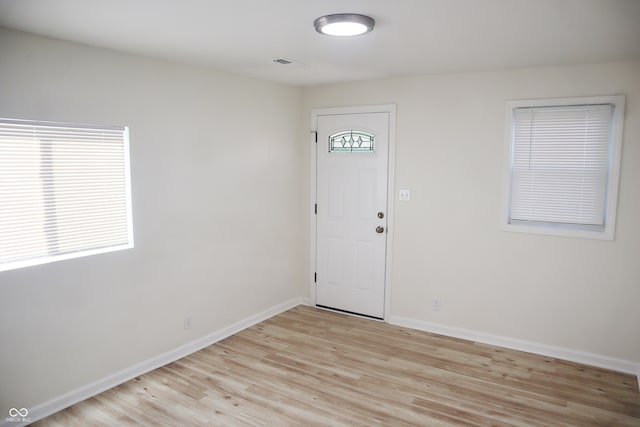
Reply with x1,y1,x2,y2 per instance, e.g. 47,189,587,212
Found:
1,0,639,86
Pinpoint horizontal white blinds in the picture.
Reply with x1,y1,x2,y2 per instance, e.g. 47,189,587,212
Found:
0,119,132,270
509,104,613,227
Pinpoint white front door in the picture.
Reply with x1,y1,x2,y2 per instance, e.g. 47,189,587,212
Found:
315,111,390,319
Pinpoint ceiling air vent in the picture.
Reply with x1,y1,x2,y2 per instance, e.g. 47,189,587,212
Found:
273,58,293,65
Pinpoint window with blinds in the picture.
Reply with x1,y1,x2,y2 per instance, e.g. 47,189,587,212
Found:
502,96,625,240
0,118,133,272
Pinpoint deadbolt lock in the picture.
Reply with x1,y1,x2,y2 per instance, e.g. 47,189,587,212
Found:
377,212,384,219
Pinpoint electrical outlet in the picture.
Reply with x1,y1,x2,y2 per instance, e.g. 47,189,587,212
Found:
184,316,191,330
432,298,442,311
399,189,411,201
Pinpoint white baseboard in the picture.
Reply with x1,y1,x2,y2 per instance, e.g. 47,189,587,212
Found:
388,315,640,390
4,296,310,427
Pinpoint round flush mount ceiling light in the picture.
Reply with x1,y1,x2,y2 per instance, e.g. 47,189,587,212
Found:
314,13,375,37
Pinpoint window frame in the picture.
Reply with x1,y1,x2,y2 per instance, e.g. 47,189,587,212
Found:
0,118,134,272
500,95,625,240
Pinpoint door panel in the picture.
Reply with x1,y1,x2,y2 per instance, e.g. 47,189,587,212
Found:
358,168,376,219
327,237,344,285
316,112,389,319
356,240,374,291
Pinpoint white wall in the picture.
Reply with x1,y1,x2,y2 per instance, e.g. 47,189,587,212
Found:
303,62,640,365
0,28,307,416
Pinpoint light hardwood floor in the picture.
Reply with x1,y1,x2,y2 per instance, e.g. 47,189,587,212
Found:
34,306,640,426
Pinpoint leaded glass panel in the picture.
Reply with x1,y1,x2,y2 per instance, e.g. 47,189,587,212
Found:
329,130,375,153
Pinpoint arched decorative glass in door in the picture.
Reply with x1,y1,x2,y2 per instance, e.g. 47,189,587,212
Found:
328,130,375,153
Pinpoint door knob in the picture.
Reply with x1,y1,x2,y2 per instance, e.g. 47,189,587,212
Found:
376,226,385,234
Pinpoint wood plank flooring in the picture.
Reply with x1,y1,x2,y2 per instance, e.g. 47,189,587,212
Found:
34,306,640,426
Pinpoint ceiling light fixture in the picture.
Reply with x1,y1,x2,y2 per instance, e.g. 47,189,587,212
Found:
314,13,375,37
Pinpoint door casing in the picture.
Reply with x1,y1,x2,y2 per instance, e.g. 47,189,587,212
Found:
309,104,397,321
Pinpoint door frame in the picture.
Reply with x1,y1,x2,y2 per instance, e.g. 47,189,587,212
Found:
309,104,397,321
